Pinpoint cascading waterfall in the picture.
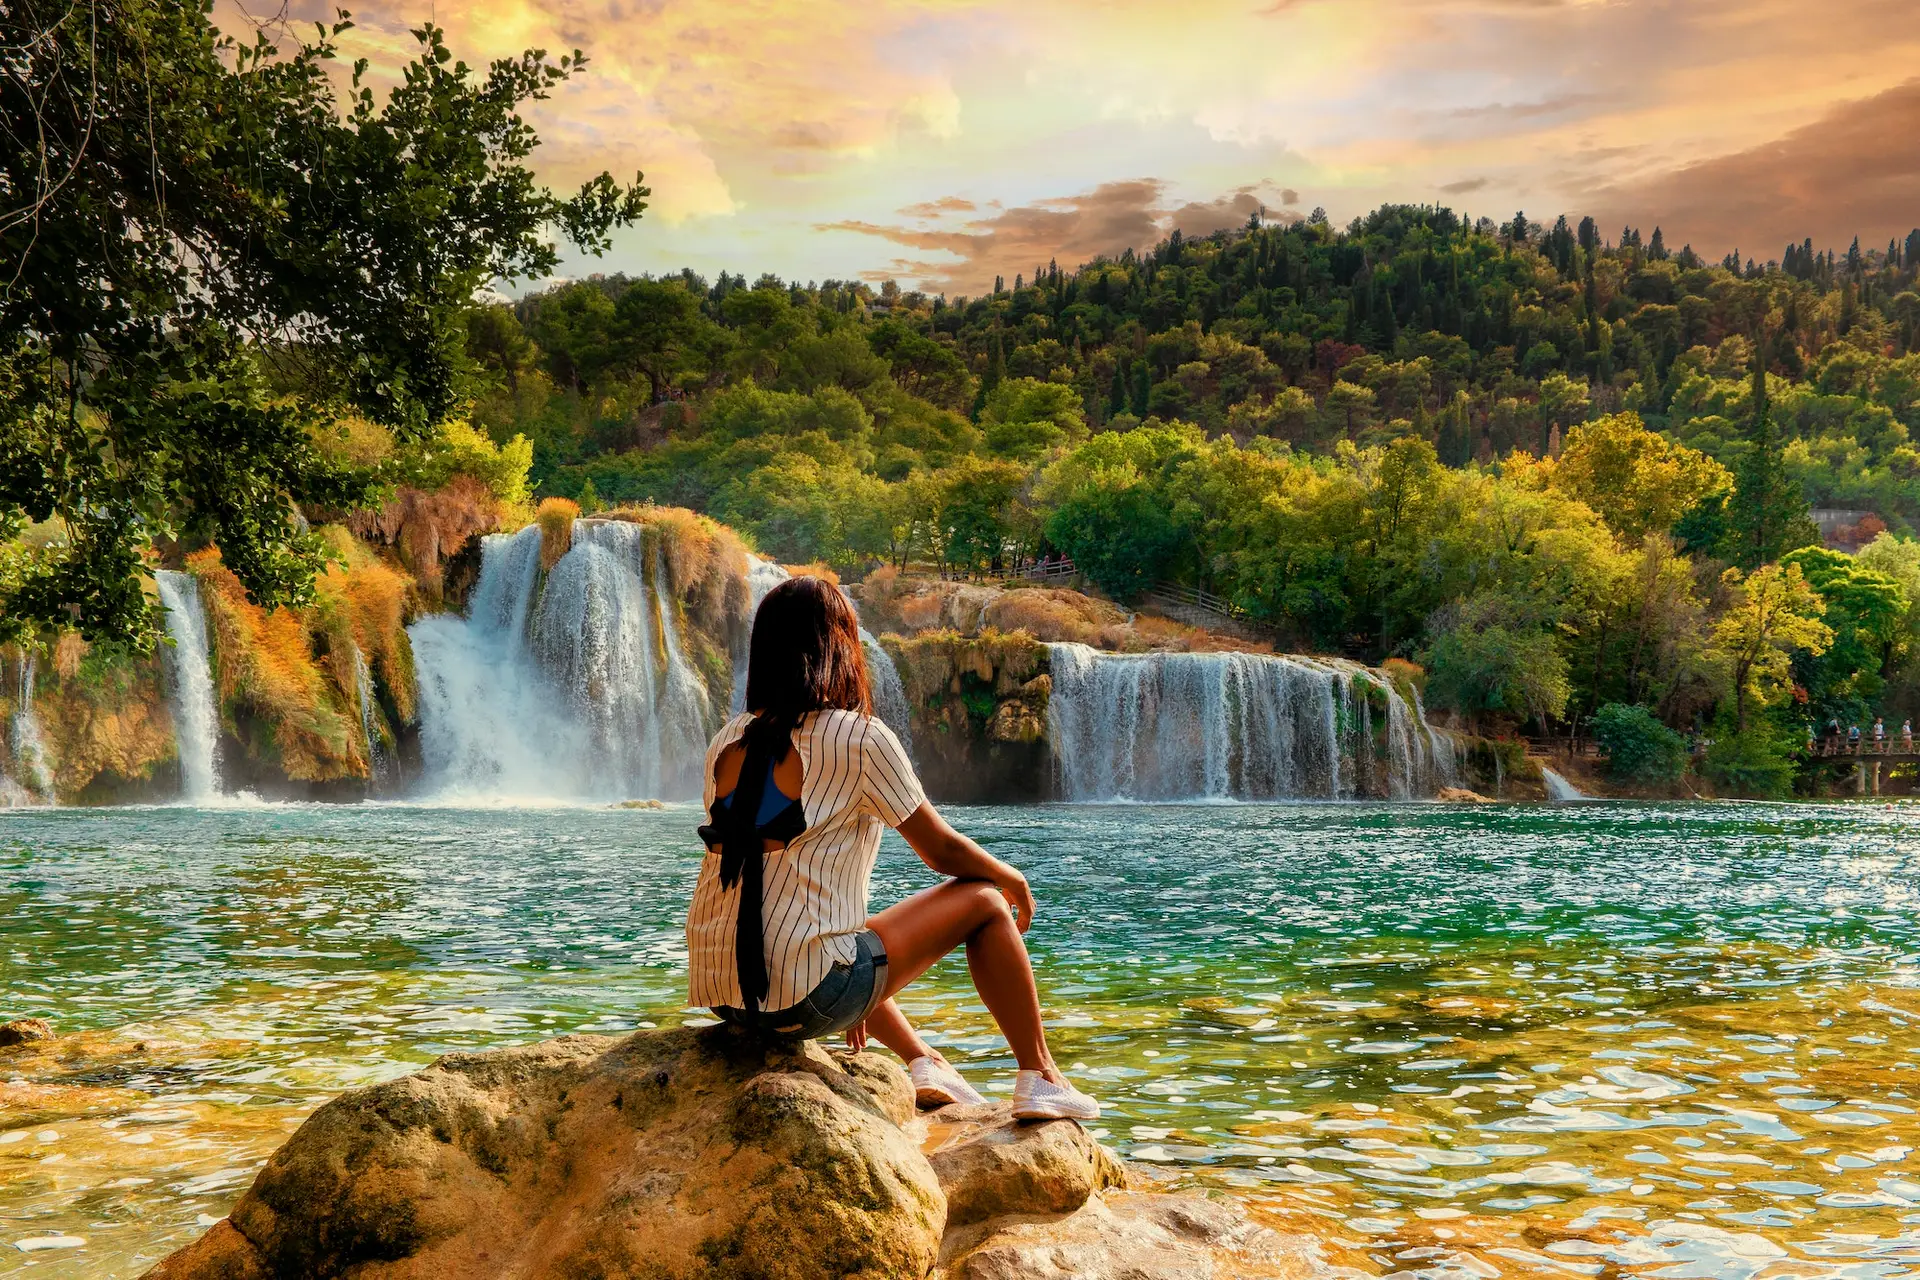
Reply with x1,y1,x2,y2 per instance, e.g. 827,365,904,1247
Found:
1045,643,1453,801
864,634,914,754
1541,767,1585,801
533,521,713,799
4,654,54,805
411,526,589,800
410,521,717,801
155,570,221,802
1412,688,1459,788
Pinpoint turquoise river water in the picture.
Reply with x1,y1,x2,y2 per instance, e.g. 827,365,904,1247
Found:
2,800,1918,1278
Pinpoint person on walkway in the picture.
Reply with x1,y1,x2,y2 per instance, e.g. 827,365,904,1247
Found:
1874,717,1886,753
1849,723,1862,754
687,575,1099,1121
1904,719,1913,753
1826,718,1842,756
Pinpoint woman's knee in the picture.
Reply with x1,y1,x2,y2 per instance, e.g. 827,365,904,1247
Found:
956,878,1013,929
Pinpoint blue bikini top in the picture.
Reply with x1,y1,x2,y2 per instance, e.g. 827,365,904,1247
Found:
717,755,805,829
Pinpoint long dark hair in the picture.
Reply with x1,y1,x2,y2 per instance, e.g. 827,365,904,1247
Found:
742,576,871,759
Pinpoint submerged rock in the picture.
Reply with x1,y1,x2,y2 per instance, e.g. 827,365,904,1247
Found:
144,1026,943,1280
0,1017,53,1047
941,1189,1334,1280
1437,786,1495,803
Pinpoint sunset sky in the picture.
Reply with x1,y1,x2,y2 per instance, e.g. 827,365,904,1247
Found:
228,0,1920,295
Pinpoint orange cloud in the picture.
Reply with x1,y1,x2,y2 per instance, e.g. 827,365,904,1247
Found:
1585,78,1920,256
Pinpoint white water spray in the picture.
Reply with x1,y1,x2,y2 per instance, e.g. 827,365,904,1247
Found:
4,654,54,805
155,570,221,801
1045,643,1454,801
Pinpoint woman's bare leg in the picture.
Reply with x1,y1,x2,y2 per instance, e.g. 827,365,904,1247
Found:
861,998,935,1063
866,878,1060,1080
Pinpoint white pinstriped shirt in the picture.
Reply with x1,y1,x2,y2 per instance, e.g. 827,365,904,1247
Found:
686,710,926,1011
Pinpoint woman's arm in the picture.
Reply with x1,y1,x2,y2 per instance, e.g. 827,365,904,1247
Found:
894,803,1036,932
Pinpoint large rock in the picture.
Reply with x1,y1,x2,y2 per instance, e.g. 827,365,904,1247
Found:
144,1025,943,1280
925,1102,1126,1227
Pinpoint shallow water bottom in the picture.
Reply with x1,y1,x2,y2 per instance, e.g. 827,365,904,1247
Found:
2,800,1919,1277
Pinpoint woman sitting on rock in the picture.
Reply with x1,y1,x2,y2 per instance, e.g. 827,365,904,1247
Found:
688,575,1098,1122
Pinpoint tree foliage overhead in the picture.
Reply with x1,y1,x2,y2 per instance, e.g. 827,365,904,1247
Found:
0,1,646,645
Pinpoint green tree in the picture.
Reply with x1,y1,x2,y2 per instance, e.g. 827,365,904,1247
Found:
1423,591,1571,730
979,379,1087,461
1707,562,1832,732
0,6,645,645
1728,342,1818,567
610,280,708,403
1590,703,1688,784
1550,413,1732,540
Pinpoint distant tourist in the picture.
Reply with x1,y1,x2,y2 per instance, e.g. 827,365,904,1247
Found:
1849,724,1862,753
1874,717,1886,753
1905,719,1914,752
1826,718,1842,755
688,576,1099,1121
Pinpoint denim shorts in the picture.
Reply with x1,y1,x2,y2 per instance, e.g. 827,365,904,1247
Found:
714,929,888,1040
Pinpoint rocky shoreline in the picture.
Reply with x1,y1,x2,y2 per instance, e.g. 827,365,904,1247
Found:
140,1024,1340,1279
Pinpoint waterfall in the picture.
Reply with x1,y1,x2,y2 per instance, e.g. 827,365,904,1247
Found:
155,570,221,802
1541,767,1585,801
532,521,713,799
4,654,54,805
1045,643,1453,801
352,646,389,792
410,520,720,802
1413,688,1459,788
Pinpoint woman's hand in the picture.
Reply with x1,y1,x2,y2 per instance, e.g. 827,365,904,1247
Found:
845,1019,868,1051
995,867,1036,933
897,804,1037,934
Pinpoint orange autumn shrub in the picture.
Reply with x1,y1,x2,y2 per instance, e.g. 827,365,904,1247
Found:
187,548,361,781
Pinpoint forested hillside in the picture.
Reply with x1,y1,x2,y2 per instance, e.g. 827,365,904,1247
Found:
461,207,1920,793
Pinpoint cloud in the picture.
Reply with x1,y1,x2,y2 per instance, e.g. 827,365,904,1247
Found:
824,178,1314,292
1441,177,1489,194
822,179,1169,292
1585,78,1920,254
900,197,980,218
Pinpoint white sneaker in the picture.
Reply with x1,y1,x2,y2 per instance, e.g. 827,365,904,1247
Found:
1011,1069,1101,1121
909,1055,987,1109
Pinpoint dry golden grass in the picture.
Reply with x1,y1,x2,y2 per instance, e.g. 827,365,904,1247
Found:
314,537,417,726
347,475,500,602
188,548,361,782
535,497,578,571
782,561,840,586
1382,657,1425,692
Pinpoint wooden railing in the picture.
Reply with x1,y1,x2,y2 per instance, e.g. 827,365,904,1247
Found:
1144,581,1280,639
1013,558,1079,582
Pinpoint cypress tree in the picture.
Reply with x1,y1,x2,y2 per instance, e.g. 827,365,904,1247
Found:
1130,362,1151,418
1729,338,1816,567
1108,359,1129,418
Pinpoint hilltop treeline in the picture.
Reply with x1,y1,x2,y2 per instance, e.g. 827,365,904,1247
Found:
458,206,1920,794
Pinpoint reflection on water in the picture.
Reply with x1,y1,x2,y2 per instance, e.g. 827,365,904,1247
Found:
2,801,1918,1277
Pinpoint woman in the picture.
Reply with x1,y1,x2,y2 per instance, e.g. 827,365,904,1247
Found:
686,576,1098,1121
